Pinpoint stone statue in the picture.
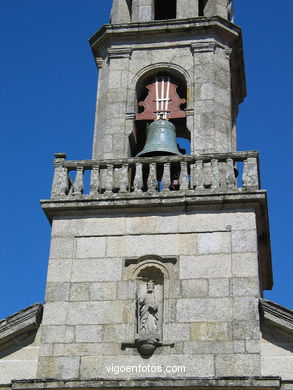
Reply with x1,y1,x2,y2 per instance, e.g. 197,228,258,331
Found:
137,280,159,336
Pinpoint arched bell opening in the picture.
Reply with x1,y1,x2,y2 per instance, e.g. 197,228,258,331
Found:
131,69,189,157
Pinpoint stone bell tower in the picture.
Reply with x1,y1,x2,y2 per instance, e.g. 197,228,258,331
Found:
37,0,274,384
91,0,242,159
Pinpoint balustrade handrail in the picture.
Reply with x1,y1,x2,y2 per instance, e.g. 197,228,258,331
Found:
50,151,260,199
55,151,259,169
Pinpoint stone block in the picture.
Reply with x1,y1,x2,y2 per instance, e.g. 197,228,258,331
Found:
246,339,261,353
232,320,260,340
232,230,257,253
112,134,126,154
76,237,106,258
117,280,136,300
137,6,152,22
197,232,231,255
184,341,233,354
108,71,122,88
177,298,232,322
125,234,179,257
122,299,133,324
232,277,260,297
67,343,119,356
37,356,80,379
190,322,230,341
80,354,214,378
47,259,73,283
178,210,256,233
73,216,125,236
209,278,230,297
53,344,65,356
106,236,126,257
67,301,124,325
166,279,181,299
178,234,197,255
215,353,261,376
181,279,208,298
103,324,132,342
200,83,214,100
89,282,117,300
72,258,122,282
45,282,70,302
54,342,122,357
180,254,231,279
41,325,66,343
125,215,158,234
233,340,245,353
42,302,68,325
75,325,103,342
70,283,90,301
65,326,75,343
233,297,259,321
214,67,230,89
164,323,191,341
232,253,259,277
177,0,198,18
125,214,180,235
49,237,74,259
39,343,53,357
164,298,177,323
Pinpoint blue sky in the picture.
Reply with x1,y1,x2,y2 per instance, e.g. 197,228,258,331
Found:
0,1,292,319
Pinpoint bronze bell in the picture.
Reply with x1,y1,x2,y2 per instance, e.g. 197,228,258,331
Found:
136,119,181,157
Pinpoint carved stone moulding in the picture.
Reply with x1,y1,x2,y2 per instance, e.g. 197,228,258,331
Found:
122,255,178,357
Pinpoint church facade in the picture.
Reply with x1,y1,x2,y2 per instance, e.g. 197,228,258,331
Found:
1,0,292,388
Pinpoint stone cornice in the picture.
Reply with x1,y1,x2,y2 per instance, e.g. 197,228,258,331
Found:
191,39,229,54
260,299,293,334
11,377,283,390
89,16,246,106
89,17,241,52
0,303,43,347
107,47,133,59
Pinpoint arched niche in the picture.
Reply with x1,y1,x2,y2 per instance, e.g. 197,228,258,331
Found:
135,265,164,341
129,64,192,157
131,260,169,343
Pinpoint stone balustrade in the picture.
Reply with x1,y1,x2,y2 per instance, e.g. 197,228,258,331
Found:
50,152,260,199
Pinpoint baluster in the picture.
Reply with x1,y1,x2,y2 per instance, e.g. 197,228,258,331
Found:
133,162,143,193
242,157,259,189
189,163,195,189
72,166,84,195
180,161,189,190
113,167,120,191
162,162,171,192
51,153,69,198
105,164,114,194
204,162,212,188
226,158,236,189
211,159,220,190
120,164,128,193
90,165,100,195
194,160,204,190
147,163,157,193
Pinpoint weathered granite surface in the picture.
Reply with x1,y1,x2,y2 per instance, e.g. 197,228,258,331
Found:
0,304,43,385
89,17,245,159
260,300,293,380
